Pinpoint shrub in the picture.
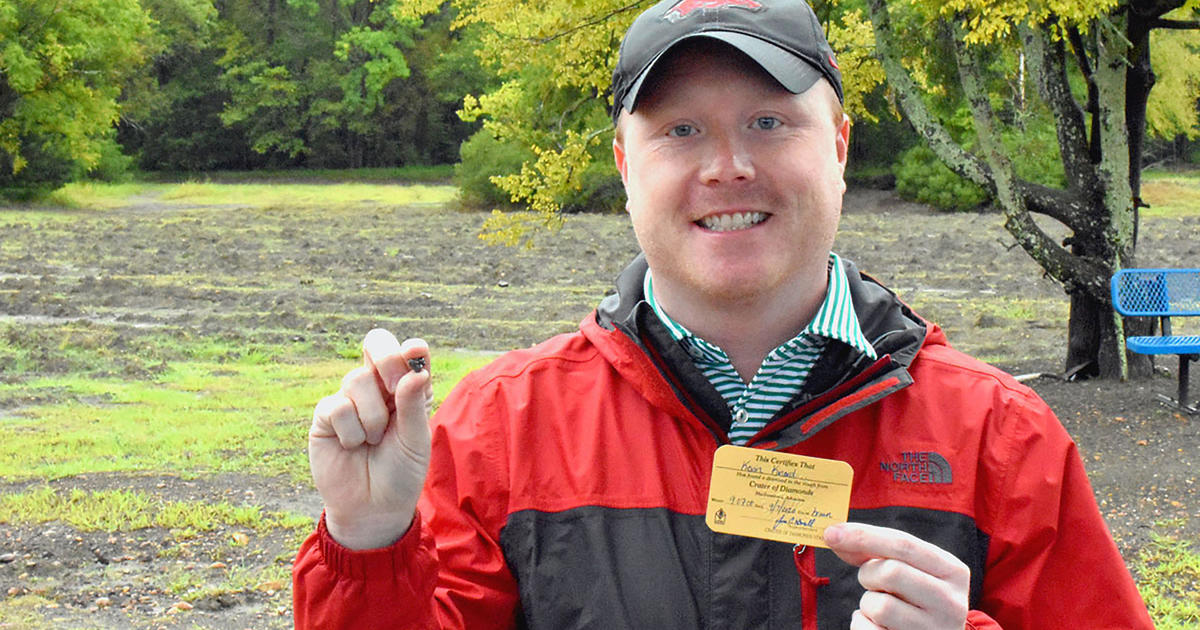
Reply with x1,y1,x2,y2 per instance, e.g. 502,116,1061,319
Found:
456,130,626,214
0,136,75,202
893,144,989,212
454,129,535,208
81,136,135,183
560,157,625,214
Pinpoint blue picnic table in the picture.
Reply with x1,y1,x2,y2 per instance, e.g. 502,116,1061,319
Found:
1111,268,1200,414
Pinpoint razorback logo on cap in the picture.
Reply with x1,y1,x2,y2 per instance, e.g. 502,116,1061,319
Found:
663,0,765,22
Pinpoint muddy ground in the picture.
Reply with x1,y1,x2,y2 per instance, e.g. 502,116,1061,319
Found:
1,187,1197,628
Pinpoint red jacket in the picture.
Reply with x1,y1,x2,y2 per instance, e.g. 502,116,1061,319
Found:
294,256,1153,629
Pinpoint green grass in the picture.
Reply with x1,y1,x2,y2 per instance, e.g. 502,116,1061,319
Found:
154,560,291,610
1135,522,1200,629
1141,169,1200,218
156,181,457,207
37,182,154,210
0,486,310,536
0,340,496,482
141,165,454,184
38,180,458,211
1132,532,1200,624
971,296,1063,322
177,561,291,603
0,595,60,630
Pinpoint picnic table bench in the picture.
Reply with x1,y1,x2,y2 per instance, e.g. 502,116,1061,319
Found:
1111,268,1200,414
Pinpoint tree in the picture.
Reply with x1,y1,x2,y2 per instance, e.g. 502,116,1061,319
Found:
406,0,1199,377
216,0,420,168
397,0,882,245
862,0,1200,378
115,0,260,172
0,0,154,198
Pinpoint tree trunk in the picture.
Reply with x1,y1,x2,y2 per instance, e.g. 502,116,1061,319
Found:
1066,290,1104,377
1126,12,1155,253
1088,14,1142,379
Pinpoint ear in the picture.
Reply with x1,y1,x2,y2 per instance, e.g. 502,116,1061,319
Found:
835,114,850,175
612,137,629,187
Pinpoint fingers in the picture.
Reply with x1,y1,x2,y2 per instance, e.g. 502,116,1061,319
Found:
857,557,963,622
312,394,366,449
849,609,884,630
826,523,969,630
363,328,426,395
824,523,963,578
342,367,389,444
359,330,431,443
363,328,430,404
396,337,432,388
390,337,433,448
311,330,432,449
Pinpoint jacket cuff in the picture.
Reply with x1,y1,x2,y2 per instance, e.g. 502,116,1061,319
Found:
966,609,1003,630
316,511,424,580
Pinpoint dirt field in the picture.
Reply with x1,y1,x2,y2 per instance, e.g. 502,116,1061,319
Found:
1,186,1197,628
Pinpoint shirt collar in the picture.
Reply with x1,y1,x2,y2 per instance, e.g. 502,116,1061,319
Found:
644,252,878,361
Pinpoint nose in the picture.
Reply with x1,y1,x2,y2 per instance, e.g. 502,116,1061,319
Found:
698,132,755,185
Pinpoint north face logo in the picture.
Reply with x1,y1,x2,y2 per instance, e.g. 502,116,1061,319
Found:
663,0,765,22
880,451,952,484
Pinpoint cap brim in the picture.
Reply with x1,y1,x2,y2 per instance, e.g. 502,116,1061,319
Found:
621,31,823,114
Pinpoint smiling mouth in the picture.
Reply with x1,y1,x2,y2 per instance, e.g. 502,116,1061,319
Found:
697,212,769,232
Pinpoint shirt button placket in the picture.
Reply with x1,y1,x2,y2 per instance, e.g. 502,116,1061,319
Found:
733,407,749,426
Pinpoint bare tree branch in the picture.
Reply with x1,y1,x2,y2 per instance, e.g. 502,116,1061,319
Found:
952,18,1109,303
1017,181,1090,228
528,1,652,45
864,0,990,185
1067,27,1104,164
1150,18,1200,29
1020,22,1098,202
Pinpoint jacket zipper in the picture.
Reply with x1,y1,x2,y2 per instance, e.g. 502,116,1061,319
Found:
748,355,900,447
640,330,730,445
793,545,829,630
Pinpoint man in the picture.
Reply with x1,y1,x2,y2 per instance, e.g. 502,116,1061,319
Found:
293,1,1155,628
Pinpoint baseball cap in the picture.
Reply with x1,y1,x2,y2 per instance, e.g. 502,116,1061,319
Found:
611,0,843,122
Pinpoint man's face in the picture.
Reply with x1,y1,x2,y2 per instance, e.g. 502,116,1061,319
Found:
613,43,849,312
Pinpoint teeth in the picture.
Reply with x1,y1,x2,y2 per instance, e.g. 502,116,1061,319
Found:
699,212,766,232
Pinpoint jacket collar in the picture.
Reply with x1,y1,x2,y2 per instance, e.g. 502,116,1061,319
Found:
587,253,929,445
596,253,927,368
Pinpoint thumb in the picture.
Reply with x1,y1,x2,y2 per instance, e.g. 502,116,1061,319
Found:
389,343,433,453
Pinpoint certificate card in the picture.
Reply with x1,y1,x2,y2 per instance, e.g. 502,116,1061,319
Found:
706,445,853,548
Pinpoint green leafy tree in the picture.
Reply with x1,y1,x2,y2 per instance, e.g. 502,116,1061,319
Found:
397,9,493,166
1145,25,1200,144
409,0,1200,379
398,0,883,245
115,0,258,172
121,0,483,172
0,0,154,198
217,0,420,167
863,0,1200,378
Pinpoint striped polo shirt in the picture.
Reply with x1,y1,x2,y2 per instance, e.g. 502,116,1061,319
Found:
645,253,877,444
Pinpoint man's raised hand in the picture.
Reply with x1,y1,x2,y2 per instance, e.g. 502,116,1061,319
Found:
309,329,433,550
824,522,970,630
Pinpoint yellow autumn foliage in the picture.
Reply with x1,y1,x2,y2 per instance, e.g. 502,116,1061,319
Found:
399,0,1198,245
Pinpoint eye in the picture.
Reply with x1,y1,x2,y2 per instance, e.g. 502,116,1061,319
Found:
668,124,697,137
753,116,782,130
